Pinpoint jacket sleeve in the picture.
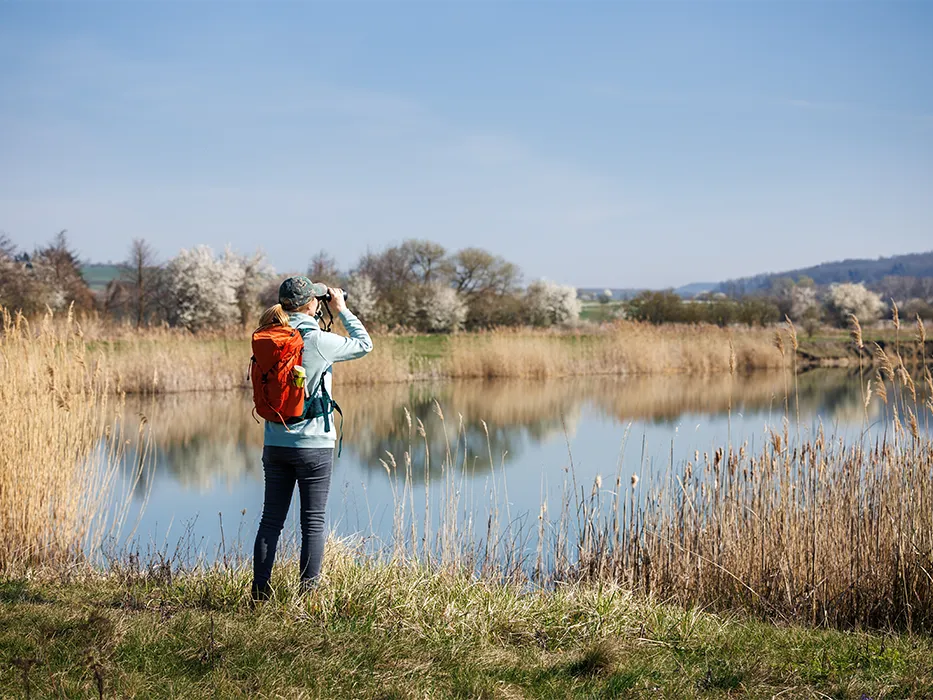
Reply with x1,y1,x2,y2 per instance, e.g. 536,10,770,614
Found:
312,310,374,363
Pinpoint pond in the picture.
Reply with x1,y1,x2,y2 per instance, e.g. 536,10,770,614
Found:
108,369,884,564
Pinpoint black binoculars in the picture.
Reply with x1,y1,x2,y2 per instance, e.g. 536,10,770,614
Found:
316,289,349,303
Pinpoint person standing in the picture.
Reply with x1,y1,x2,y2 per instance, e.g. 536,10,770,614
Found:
251,276,372,599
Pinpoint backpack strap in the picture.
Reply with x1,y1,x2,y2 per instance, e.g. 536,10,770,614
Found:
283,371,344,456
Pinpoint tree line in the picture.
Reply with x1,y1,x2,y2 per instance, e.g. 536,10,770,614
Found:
623,275,933,333
0,232,580,332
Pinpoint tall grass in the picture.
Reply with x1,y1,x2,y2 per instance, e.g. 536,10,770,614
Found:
368,314,933,631
0,308,149,573
446,323,785,379
66,319,789,393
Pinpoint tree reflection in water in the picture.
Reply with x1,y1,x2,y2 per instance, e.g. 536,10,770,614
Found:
122,369,876,490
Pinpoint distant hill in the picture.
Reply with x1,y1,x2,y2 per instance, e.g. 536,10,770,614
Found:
674,282,717,299
716,251,933,295
82,264,121,292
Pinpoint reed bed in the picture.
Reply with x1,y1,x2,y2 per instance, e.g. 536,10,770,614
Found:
37,317,788,394
446,323,784,379
356,315,933,631
0,309,149,573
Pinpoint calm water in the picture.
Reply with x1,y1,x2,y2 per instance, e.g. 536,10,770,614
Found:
108,369,886,562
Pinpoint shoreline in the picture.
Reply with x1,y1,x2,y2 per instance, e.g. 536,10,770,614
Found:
73,323,932,395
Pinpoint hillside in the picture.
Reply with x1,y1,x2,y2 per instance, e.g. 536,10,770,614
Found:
715,251,933,295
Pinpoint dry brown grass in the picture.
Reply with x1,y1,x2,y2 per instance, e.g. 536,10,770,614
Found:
0,309,147,572
446,323,784,379
71,319,788,394
550,321,933,629
362,316,933,630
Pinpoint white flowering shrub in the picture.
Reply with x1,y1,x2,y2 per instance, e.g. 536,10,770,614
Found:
223,247,274,325
164,246,242,330
524,280,582,326
410,282,466,333
789,285,820,322
827,282,885,325
345,272,379,323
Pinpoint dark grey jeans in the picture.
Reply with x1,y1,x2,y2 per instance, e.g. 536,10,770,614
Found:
252,446,334,590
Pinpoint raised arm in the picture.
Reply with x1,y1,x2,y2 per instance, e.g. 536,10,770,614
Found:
313,289,373,363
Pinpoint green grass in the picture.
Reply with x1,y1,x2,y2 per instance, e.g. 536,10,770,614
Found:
387,334,449,360
579,301,625,323
3,552,933,699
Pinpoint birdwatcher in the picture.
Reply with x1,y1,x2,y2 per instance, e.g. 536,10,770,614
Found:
248,276,373,599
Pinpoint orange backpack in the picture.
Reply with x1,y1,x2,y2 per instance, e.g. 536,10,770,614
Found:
249,325,305,423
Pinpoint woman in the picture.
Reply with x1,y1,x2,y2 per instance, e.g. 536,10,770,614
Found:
252,275,373,599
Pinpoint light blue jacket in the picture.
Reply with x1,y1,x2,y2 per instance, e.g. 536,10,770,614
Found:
263,309,373,449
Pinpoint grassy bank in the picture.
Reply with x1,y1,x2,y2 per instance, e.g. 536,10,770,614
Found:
3,550,933,699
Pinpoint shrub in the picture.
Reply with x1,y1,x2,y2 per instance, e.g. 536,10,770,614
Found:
826,283,885,326
524,280,581,327
408,282,466,333
345,272,380,324
163,246,242,330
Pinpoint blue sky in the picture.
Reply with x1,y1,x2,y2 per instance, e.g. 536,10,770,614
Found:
1,1,931,288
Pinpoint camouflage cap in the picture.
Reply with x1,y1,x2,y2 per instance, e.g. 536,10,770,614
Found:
278,276,328,311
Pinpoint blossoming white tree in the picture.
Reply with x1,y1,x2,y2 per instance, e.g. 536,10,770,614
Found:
789,285,820,322
409,282,466,332
524,280,582,326
224,247,274,326
164,245,243,330
344,272,379,324
827,282,885,324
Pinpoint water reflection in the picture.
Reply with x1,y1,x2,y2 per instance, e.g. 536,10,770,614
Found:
125,369,874,489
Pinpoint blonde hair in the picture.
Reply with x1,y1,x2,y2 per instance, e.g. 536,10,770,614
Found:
257,303,290,329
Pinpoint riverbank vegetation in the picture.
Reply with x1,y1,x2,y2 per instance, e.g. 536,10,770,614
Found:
4,233,932,341
0,308,147,574
9,310,788,394
3,307,933,695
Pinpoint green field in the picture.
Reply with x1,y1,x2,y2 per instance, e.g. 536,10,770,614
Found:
81,264,122,292
579,300,625,323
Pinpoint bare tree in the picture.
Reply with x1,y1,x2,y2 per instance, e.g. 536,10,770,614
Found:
451,248,520,295
401,240,452,284
355,245,419,325
32,230,95,312
120,238,159,327
307,250,342,285
0,233,15,260
0,234,40,314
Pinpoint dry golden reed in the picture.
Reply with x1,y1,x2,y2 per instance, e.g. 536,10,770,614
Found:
0,308,146,572
40,320,790,394
444,323,783,380
373,312,933,630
